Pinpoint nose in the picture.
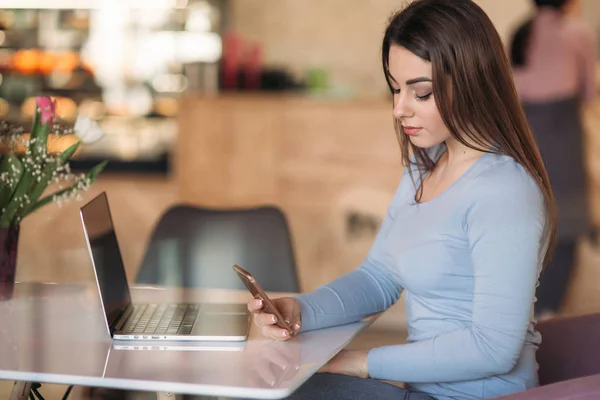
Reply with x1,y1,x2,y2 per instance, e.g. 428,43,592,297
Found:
393,92,414,120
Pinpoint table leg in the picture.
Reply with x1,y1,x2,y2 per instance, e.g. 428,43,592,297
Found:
10,381,32,400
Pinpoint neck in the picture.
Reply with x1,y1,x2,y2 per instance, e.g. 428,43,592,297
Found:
443,137,481,167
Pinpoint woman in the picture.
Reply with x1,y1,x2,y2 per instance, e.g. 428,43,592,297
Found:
249,0,557,399
510,0,597,319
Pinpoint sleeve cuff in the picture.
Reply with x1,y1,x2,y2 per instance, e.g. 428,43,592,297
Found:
293,294,317,332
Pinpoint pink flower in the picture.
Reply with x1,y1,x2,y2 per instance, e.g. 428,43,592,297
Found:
35,96,56,126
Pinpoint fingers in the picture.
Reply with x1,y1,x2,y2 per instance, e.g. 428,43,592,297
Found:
280,319,301,337
248,297,299,340
247,298,263,313
262,325,292,340
290,322,301,335
254,311,279,327
252,309,291,339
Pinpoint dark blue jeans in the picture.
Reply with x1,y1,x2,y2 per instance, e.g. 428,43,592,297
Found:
284,373,435,400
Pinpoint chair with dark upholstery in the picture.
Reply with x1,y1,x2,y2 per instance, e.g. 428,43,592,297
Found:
496,312,600,399
135,204,300,293
535,312,600,386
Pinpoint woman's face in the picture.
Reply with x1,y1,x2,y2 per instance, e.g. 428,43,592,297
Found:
388,45,451,149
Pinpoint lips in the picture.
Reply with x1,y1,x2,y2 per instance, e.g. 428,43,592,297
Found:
402,126,423,136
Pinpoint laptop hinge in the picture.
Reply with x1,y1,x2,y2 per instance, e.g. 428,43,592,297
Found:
111,304,134,334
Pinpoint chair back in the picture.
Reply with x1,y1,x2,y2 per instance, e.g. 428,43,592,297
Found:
536,313,600,386
136,204,300,293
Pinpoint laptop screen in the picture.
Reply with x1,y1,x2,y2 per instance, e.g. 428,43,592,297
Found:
80,192,132,331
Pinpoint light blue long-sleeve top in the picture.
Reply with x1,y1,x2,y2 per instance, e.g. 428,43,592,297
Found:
295,146,547,400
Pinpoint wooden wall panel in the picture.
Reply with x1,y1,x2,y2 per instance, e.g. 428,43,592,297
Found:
175,95,404,292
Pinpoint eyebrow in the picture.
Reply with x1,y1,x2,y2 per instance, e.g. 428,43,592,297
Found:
387,74,432,86
405,77,432,85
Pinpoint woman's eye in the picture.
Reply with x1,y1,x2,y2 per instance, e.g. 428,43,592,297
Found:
415,92,432,101
392,88,401,94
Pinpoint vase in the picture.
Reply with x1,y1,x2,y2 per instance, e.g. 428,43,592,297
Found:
0,225,19,301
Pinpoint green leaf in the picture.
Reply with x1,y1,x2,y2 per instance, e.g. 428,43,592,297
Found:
22,184,72,218
87,159,109,179
0,154,24,210
57,142,80,164
25,141,81,207
0,164,35,227
30,110,49,159
0,127,82,226
21,159,109,219
29,109,41,141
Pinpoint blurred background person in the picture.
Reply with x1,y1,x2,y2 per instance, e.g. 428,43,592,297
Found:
510,0,597,319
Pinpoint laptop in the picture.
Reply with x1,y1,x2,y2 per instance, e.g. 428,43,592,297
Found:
111,340,246,352
80,191,250,342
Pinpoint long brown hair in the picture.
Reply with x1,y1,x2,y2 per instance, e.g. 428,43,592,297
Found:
382,0,556,267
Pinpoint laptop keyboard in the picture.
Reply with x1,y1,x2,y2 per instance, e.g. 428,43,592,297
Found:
121,304,199,335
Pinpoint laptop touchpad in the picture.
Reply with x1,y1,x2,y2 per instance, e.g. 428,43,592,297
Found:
192,313,249,336
199,303,249,314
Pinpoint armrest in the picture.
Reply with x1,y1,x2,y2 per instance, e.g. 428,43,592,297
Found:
494,374,600,400
535,313,600,385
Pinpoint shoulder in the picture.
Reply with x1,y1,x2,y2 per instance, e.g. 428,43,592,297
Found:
462,153,547,262
466,152,544,213
563,17,594,45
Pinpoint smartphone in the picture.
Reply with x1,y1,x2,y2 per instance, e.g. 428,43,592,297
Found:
232,264,295,336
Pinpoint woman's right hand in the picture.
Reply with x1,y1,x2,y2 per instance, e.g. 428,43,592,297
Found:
247,296,302,340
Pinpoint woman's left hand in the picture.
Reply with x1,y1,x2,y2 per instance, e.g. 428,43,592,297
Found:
318,349,370,379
